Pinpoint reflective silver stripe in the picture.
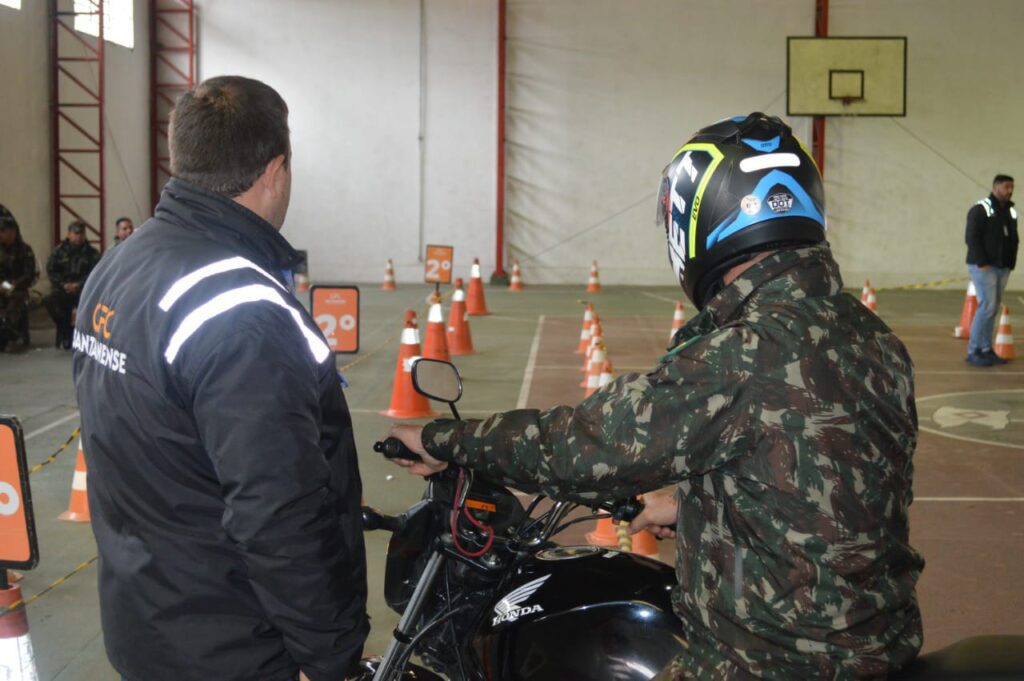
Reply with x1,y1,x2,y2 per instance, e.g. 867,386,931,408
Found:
978,198,994,217
158,256,285,311
164,284,330,364
1012,206,1018,220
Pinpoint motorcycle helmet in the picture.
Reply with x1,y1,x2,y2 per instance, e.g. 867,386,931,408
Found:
656,112,826,309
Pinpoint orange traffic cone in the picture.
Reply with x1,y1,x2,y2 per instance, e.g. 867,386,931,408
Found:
466,258,491,316
581,316,602,378
405,308,418,329
585,517,658,557
860,279,871,304
422,301,450,362
598,360,614,390
383,318,438,419
508,259,524,291
669,302,686,341
0,582,40,681
586,261,601,293
954,281,978,339
447,278,476,356
995,306,1015,360
58,440,90,522
382,259,397,291
575,303,594,354
584,345,608,397
865,287,878,313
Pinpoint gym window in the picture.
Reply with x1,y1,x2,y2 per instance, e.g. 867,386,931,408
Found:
74,0,134,50
0,0,22,10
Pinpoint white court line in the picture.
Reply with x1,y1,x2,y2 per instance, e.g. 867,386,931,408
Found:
24,411,80,441
517,315,546,409
916,497,1024,502
642,291,679,305
1018,296,1024,305
918,425,1024,451
916,370,1024,375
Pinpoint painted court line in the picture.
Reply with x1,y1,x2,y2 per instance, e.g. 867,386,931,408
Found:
642,291,680,304
24,411,80,441
517,315,546,409
916,497,1024,502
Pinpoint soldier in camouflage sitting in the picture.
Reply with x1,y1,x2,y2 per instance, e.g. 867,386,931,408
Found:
0,205,38,350
45,220,101,349
387,113,924,680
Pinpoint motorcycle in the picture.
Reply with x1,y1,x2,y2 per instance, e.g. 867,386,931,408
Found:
357,358,1024,681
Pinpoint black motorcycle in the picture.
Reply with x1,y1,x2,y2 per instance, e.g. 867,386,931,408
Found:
356,358,1024,681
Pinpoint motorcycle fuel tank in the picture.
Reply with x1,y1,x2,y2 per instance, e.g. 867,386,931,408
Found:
474,546,687,680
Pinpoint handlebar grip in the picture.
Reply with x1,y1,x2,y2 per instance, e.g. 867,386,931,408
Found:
609,497,645,523
373,437,423,462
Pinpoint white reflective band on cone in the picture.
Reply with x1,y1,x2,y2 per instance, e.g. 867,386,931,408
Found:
453,289,465,302
403,355,422,372
159,256,285,311
164,284,330,364
72,470,87,491
428,304,444,323
471,263,481,278
0,635,38,681
968,281,977,296
401,327,419,345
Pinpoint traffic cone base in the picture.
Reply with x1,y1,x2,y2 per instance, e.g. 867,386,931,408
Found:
585,517,620,547
58,444,90,523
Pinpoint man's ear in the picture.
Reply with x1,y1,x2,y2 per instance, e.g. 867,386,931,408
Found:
257,154,288,196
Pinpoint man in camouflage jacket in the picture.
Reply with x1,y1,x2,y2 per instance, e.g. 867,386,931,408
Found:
390,245,924,679
45,220,101,348
0,205,37,349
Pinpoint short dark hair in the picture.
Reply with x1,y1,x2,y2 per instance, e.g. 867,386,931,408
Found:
169,76,290,198
68,220,87,234
115,216,133,226
994,174,1014,185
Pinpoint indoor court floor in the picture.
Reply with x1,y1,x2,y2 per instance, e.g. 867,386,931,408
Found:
2,281,1022,680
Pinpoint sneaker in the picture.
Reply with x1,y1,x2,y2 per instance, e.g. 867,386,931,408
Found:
966,350,995,367
983,349,1009,365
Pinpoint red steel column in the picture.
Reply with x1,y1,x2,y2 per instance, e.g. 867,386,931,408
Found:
811,0,828,176
150,0,196,209
490,0,508,284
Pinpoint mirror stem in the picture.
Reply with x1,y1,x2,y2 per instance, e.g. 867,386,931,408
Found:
449,402,461,421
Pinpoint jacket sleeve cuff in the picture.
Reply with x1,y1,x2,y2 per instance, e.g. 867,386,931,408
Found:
422,419,473,464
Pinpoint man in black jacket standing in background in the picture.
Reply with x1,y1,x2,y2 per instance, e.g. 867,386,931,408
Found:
72,76,368,681
965,174,1018,367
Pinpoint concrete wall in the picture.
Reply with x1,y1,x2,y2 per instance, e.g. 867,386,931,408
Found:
3,1,1023,289
194,0,497,286
0,0,150,283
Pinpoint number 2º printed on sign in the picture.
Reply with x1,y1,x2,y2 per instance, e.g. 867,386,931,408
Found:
425,244,454,285
311,286,360,354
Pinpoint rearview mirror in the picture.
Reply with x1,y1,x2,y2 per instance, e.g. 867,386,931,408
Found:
411,358,462,405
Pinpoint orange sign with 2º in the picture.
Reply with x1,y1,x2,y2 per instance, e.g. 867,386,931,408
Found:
425,245,454,285
311,286,360,354
0,416,39,569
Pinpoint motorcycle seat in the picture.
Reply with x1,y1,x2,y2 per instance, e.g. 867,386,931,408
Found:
891,636,1024,680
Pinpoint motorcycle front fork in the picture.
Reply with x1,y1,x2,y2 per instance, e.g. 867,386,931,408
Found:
371,551,446,681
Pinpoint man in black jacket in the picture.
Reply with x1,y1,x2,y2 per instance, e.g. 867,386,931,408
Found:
72,76,368,681
965,174,1018,367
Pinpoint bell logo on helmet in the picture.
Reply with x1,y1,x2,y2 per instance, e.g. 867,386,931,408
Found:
766,192,794,214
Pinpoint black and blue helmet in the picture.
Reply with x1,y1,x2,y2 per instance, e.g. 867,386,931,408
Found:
657,112,826,309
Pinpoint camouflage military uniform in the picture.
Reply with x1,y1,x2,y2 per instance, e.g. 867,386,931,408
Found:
423,245,924,680
45,237,101,347
0,205,37,348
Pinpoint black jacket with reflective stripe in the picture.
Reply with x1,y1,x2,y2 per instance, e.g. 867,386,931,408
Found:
72,178,368,681
965,194,1019,269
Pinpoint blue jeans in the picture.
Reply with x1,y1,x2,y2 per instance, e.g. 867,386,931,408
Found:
967,264,1011,353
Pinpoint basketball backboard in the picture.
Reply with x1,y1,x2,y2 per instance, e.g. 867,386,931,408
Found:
787,37,907,116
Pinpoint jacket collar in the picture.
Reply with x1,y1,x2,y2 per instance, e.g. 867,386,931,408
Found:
155,177,303,271
989,193,1015,210
672,245,843,345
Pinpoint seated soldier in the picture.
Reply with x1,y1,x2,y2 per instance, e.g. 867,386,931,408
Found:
44,220,101,349
0,205,37,351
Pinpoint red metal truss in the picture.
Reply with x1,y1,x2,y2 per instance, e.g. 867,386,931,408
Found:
150,0,196,208
51,0,105,249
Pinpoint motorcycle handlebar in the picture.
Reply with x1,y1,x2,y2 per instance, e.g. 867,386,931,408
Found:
601,497,645,523
374,437,422,462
